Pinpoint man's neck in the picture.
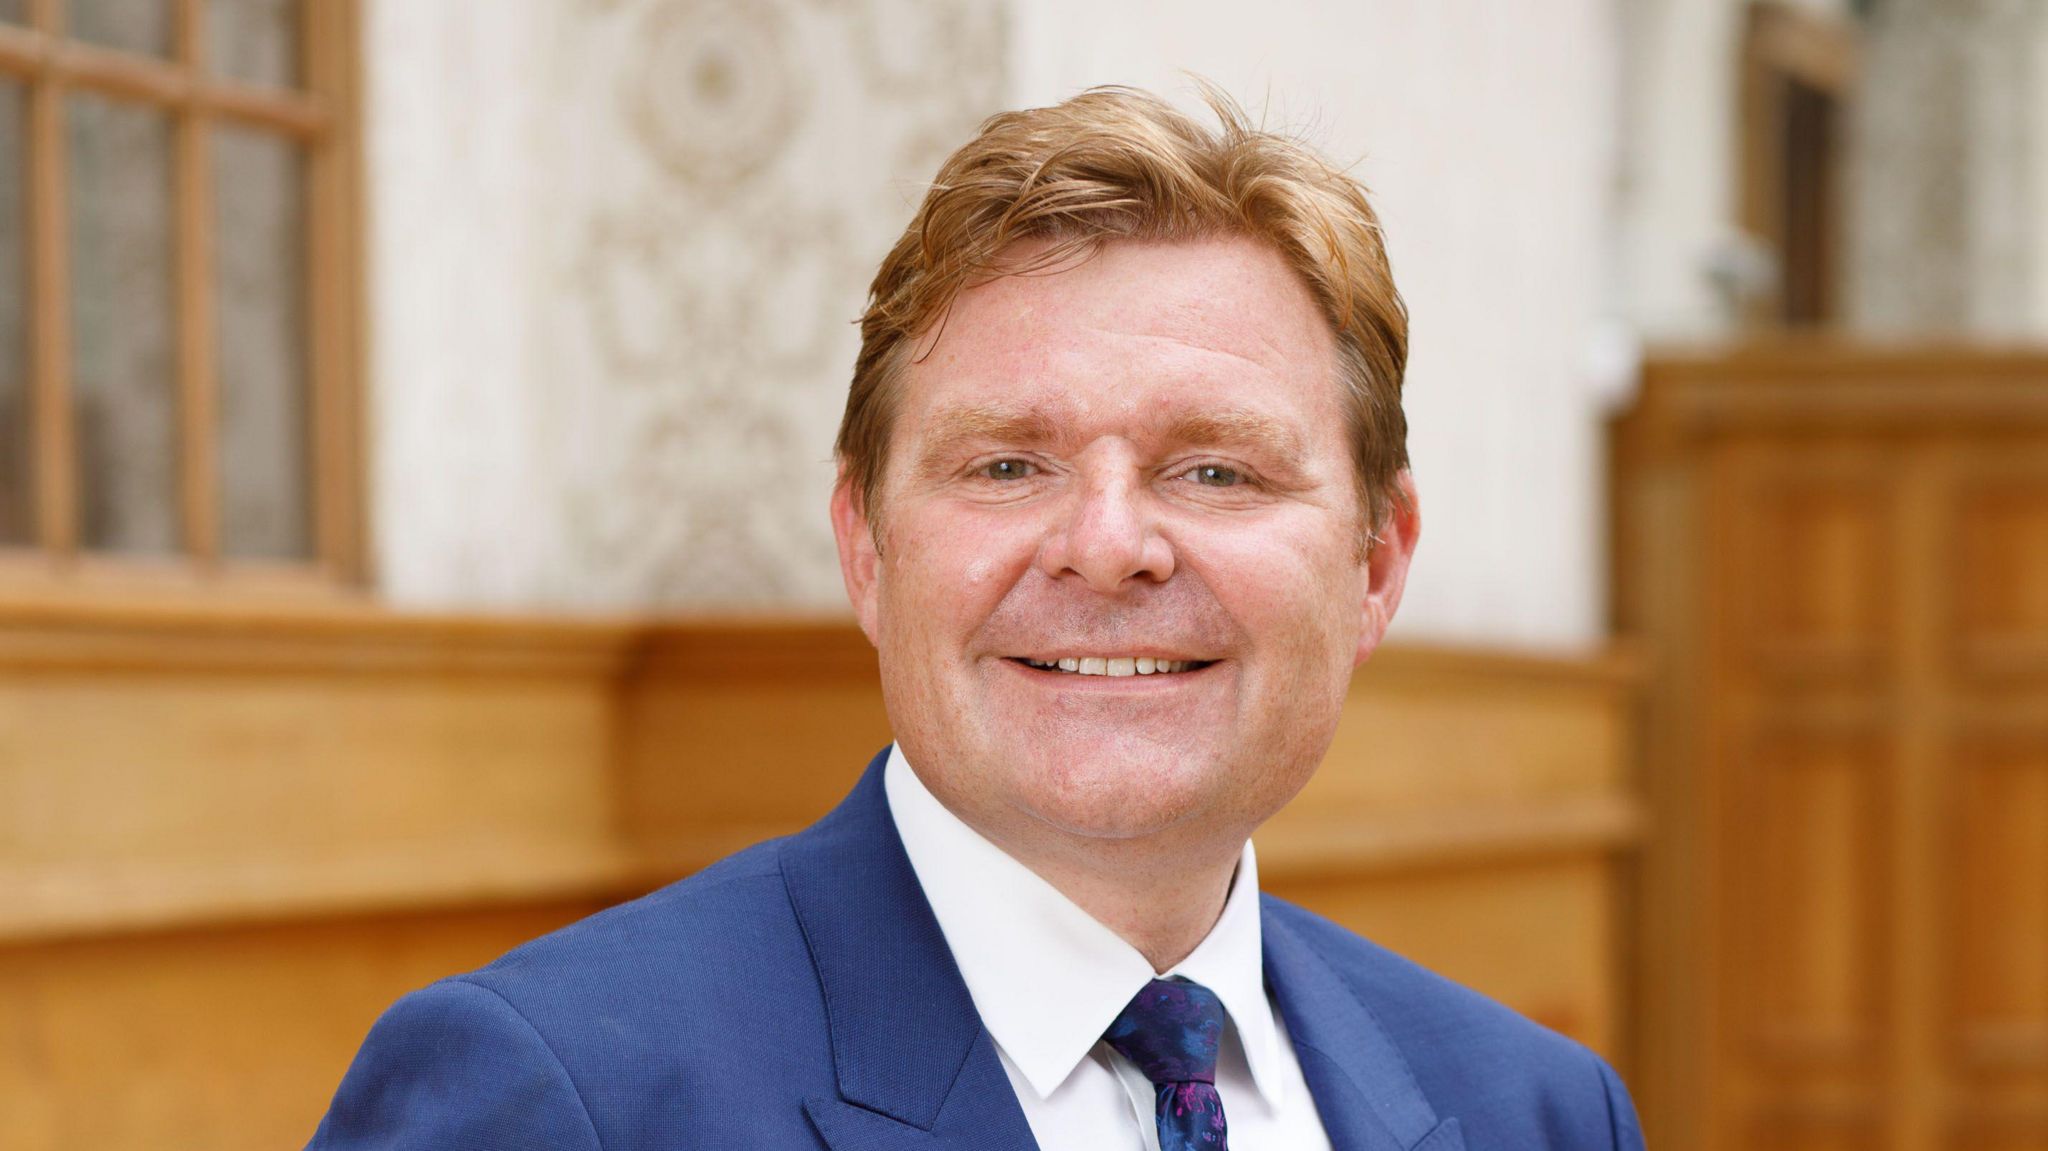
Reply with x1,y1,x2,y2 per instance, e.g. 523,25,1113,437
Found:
975,820,1245,973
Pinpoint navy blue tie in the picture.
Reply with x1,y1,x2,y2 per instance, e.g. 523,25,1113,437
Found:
1104,978,1229,1150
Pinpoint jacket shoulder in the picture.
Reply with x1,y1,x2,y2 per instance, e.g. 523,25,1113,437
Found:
310,836,837,1148
452,836,818,1039
471,836,793,985
309,976,603,1150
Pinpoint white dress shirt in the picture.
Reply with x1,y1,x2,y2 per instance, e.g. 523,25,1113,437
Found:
883,745,1334,1151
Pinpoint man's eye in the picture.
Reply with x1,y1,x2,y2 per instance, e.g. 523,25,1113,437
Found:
1186,465,1242,487
980,459,1036,481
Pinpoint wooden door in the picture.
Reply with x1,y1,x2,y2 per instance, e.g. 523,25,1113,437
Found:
1614,346,2048,1151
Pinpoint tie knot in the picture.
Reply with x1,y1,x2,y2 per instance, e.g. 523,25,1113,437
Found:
1104,977,1225,1086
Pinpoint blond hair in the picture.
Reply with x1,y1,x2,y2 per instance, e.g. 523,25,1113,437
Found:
837,84,1410,537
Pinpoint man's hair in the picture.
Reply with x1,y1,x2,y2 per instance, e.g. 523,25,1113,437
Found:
836,83,1411,539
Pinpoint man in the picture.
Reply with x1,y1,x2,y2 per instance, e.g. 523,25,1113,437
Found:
310,87,1644,1151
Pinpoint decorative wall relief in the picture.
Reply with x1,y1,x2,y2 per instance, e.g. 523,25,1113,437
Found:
626,0,806,195
1846,0,2043,335
536,0,1008,608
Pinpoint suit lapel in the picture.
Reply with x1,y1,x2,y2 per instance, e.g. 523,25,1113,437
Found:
1263,899,1463,1151
780,753,1464,1151
782,750,1039,1151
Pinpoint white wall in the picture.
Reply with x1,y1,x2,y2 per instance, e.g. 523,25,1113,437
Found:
1010,1,1620,648
1611,0,1744,337
368,0,559,606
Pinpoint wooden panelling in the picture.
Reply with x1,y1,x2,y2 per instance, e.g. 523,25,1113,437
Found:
0,602,1641,1147
1948,732,2048,1071
619,619,893,859
1306,645,1636,812
1614,344,2048,1151
1950,457,2048,679
0,901,607,1151
3,674,616,860
1269,856,1622,1054
1732,723,1889,1062
0,598,642,941
1732,454,1893,681
1743,1110,1882,1151
1946,1115,2048,1151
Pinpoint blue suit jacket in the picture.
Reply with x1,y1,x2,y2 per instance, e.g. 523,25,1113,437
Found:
309,750,1645,1150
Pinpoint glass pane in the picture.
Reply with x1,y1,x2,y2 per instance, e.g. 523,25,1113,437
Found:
210,0,301,88
68,0,174,58
68,92,179,555
0,81,28,546
213,125,309,560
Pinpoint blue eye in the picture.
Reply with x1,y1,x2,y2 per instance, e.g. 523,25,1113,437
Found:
1190,465,1241,487
982,459,1035,480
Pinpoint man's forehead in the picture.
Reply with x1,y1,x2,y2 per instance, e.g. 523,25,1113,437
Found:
933,236,1334,369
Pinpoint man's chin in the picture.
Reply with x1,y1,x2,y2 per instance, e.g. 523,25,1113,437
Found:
995,745,1232,841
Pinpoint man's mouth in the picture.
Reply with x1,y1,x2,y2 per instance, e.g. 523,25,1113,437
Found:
1007,656,1216,677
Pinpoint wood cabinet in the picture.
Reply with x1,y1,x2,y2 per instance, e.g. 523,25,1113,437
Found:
1612,344,2048,1151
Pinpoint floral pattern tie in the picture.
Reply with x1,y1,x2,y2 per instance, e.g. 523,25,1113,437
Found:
1104,977,1229,1150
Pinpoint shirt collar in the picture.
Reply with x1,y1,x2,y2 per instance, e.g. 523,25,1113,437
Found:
883,744,1285,1105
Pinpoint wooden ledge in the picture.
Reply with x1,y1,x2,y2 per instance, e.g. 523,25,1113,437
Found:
0,839,657,945
1640,338,2048,376
632,616,879,681
0,594,645,676
0,796,1647,946
1258,794,1647,879
1357,641,1641,690
1628,344,2048,442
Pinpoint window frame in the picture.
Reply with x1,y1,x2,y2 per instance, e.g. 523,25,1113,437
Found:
0,0,365,596
1737,0,1860,330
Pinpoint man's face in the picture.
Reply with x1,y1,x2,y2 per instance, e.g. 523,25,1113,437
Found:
832,235,1417,856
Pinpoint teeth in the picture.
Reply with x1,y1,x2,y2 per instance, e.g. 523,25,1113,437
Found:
1021,656,1204,676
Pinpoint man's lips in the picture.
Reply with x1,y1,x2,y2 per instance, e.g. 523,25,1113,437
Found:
1003,655,1219,678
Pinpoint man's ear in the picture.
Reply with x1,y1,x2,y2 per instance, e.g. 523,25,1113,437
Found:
1355,470,1420,668
830,475,882,645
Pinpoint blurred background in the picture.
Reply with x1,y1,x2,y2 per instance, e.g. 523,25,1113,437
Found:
2,0,2045,1148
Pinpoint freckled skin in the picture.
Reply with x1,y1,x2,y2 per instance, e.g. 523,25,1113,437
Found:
832,236,1420,968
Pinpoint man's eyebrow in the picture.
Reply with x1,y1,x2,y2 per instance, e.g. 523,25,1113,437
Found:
912,405,1066,472
910,403,1307,475
1164,408,1305,460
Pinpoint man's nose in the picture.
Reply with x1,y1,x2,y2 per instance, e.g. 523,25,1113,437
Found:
1037,470,1176,592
